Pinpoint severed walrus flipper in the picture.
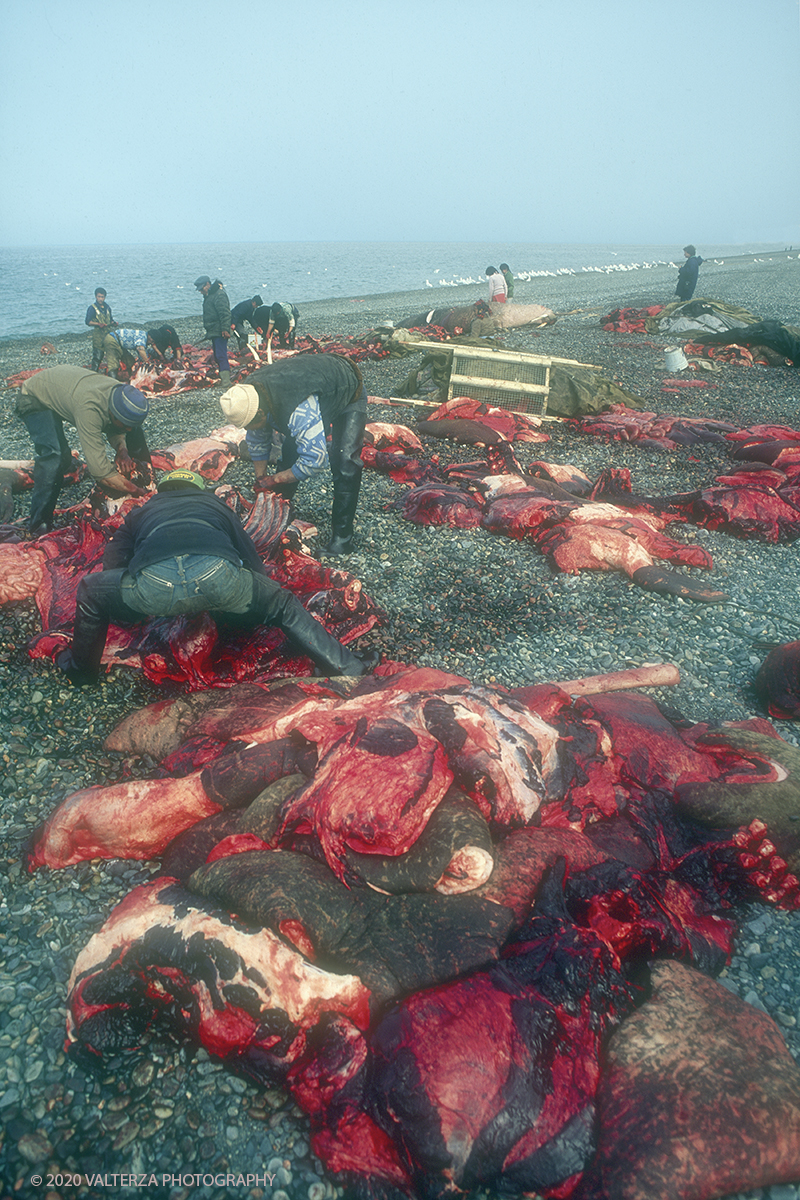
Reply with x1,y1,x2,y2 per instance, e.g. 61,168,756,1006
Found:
632,565,729,604
674,728,800,868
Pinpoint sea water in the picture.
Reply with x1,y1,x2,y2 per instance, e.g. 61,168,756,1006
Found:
0,240,787,341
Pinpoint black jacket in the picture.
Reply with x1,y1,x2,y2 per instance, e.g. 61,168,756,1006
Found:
247,354,361,435
676,256,703,301
148,325,182,355
202,281,231,338
103,489,266,576
231,300,258,327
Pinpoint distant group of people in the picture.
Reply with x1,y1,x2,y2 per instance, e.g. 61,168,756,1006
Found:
84,279,301,385
193,277,301,386
85,288,184,379
482,249,703,305
485,263,514,303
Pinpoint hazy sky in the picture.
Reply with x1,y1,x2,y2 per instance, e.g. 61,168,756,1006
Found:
3,0,798,247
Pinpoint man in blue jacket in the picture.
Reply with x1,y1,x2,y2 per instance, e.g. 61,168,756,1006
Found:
56,469,375,685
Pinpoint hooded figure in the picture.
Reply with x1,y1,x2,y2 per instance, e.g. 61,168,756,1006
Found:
220,354,367,556
675,246,703,301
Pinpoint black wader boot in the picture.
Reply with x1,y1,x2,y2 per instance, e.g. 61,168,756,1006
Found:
324,388,367,555
28,454,66,534
56,570,135,686
248,574,370,675
325,476,362,555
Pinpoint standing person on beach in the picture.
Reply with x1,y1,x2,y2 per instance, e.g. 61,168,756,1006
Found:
54,468,375,686
195,276,232,386
14,365,151,534
499,263,514,299
486,266,507,303
675,246,703,301
146,325,184,365
85,288,117,371
219,354,367,555
102,327,150,378
230,295,263,351
253,301,300,350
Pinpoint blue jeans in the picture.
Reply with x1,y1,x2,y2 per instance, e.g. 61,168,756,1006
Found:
121,555,253,617
211,336,230,373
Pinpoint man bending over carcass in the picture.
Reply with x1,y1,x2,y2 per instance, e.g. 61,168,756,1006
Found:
14,365,151,535
220,353,367,555
56,469,377,686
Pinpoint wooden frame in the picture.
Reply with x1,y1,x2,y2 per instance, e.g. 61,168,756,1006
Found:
390,341,600,418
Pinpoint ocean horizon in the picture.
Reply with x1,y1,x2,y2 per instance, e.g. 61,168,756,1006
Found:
0,240,790,342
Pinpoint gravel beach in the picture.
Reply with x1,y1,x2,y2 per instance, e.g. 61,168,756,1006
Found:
2,252,800,1200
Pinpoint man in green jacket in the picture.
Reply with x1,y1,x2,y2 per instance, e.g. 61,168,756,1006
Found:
15,365,151,534
195,276,232,386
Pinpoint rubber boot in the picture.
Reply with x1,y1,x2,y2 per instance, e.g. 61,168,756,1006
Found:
248,574,368,675
56,569,131,686
324,477,362,555
220,369,231,387
28,454,65,533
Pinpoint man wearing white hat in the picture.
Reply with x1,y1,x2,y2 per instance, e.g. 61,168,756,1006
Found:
220,354,367,555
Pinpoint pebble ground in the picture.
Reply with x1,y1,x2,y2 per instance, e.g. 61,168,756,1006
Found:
1,253,800,1200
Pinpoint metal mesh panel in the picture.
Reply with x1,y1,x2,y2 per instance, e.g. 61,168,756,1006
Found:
451,383,549,416
451,354,549,387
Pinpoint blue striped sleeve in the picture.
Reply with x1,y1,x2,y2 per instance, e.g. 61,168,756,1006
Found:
287,396,328,480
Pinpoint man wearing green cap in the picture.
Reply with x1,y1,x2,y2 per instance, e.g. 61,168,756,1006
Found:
56,468,375,685
14,365,152,535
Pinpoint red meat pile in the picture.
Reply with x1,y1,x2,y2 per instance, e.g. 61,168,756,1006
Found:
568,404,737,451
27,666,800,1198
600,306,664,333
7,488,382,688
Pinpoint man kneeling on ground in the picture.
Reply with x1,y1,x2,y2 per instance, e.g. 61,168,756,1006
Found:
56,469,376,685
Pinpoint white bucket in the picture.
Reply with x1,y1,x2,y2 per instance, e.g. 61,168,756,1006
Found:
664,346,688,372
